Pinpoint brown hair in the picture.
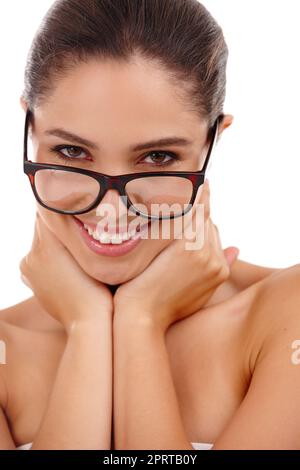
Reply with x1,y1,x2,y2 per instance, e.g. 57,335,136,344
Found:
22,0,228,131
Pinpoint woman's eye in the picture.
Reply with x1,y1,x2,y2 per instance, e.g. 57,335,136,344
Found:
142,151,179,166
50,145,90,161
49,146,180,166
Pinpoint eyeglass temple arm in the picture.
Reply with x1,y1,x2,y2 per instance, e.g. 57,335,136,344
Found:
23,109,34,163
200,115,221,174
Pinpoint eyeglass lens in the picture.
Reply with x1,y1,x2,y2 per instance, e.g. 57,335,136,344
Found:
34,169,194,217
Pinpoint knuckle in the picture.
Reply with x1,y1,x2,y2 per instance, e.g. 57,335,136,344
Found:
198,248,210,266
204,203,210,221
19,255,30,276
208,258,222,276
218,263,230,280
206,257,229,280
19,257,26,274
19,250,38,276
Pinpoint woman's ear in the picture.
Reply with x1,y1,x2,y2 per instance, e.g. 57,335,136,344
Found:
20,96,28,113
218,114,234,139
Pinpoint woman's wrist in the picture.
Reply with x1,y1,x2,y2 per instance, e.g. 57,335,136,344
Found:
113,303,167,335
66,308,113,336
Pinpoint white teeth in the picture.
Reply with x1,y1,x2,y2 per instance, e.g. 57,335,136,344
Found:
129,228,138,238
98,233,110,244
110,237,123,244
122,232,130,241
83,223,141,244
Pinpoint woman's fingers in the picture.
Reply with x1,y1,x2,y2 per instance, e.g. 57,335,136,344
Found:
181,179,210,244
223,246,240,267
210,220,239,268
20,213,114,327
29,212,58,254
202,179,211,221
35,212,66,253
20,213,66,286
20,273,32,289
195,178,210,221
183,181,239,273
30,212,41,251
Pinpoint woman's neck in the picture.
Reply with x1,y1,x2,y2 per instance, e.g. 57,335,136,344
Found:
106,283,121,296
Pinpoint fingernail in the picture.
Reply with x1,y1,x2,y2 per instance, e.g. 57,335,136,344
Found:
231,248,240,263
226,247,239,266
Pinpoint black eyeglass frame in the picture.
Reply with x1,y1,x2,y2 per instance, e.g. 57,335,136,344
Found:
23,109,222,220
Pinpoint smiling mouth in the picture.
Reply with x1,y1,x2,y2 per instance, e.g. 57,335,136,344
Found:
76,218,152,245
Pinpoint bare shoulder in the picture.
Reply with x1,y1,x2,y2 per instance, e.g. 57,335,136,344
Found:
229,258,282,291
246,262,300,371
0,298,46,377
252,261,300,318
0,297,65,396
210,264,300,449
0,298,64,397
0,297,40,327
0,301,66,448
0,317,11,409
0,296,62,333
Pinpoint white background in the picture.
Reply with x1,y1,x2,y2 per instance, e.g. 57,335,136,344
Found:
0,0,299,309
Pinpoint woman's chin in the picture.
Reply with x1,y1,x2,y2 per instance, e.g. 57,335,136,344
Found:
89,269,134,286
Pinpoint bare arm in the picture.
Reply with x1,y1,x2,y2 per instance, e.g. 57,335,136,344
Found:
0,359,16,450
31,316,112,450
113,264,300,450
0,315,112,450
0,407,16,450
212,265,300,449
17,213,114,450
113,313,193,450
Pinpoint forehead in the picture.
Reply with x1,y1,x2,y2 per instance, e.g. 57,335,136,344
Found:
34,58,206,144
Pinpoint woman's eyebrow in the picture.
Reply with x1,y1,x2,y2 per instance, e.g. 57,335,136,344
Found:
44,128,193,151
131,136,193,151
44,128,99,150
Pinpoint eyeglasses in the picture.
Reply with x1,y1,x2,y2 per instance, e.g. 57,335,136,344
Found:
23,110,222,220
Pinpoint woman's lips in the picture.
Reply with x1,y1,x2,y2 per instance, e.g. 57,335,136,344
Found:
73,216,152,257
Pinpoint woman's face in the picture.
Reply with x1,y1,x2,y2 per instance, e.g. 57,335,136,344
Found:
21,56,232,285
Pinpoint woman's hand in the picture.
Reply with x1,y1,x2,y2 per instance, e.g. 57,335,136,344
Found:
19,212,113,332
114,180,239,332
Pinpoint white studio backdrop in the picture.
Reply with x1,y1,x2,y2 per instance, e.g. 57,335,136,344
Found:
0,0,299,309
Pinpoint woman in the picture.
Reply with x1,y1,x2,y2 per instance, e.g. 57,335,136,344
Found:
0,0,299,450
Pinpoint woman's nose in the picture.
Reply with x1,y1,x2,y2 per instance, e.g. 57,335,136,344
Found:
95,188,129,222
